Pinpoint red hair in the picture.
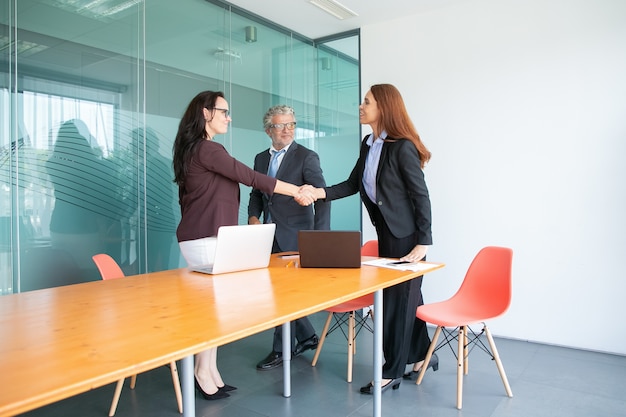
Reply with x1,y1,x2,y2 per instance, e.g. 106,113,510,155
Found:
370,84,431,168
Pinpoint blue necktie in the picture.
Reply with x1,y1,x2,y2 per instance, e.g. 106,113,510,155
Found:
265,149,285,223
267,149,285,178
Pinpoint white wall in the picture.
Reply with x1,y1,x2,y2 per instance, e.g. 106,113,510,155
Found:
360,0,626,355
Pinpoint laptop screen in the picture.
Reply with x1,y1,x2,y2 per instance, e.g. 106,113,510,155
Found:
191,224,275,274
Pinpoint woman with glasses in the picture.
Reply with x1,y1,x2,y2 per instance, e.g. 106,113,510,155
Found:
301,84,438,394
172,90,313,400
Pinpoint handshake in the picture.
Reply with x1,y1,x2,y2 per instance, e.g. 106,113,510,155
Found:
293,184,325,206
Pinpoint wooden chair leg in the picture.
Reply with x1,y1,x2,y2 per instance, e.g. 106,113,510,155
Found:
484,325,513,398
108,379,124,417
311,312,333,366
464,328,469,375
416,326,442,385
353,312,358,355
169,361,183,413
347,311,355,382
129,374,137,389
456,326,465,409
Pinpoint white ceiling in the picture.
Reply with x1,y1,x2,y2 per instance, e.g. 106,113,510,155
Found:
3,0,468,97
224,0,466,40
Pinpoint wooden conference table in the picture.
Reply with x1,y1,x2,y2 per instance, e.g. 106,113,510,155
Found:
0,254,444,417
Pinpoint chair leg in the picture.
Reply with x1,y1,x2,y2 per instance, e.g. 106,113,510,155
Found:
108,379,124,417
352,312,358,355
416,326,442,385
456,326,465,409
484,325,513,398
169,361,183,414
362,307,374,354
464,328,469,375
129,374,137,389
311,312,333,366
347,311,355,382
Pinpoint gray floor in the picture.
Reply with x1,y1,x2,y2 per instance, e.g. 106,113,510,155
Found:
19,311,626,417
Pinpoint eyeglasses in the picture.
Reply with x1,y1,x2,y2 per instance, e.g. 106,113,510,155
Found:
269,122,297,130
212,107,230,117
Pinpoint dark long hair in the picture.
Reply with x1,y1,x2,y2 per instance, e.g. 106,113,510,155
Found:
50,120,97,162
370,84,431,168
172,90,224,187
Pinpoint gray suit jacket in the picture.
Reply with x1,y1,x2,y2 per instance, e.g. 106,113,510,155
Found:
248,142,331,251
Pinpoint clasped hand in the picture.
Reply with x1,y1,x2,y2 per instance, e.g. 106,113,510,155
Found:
294,184,318,206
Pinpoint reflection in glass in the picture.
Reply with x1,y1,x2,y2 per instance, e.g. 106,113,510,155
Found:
136,127,177,272
20,120,117,290
46,120,108,266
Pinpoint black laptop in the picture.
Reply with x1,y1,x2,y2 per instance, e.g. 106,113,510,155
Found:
297,230,362,268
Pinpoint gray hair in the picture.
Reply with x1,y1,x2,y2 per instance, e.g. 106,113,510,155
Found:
263,105,296,129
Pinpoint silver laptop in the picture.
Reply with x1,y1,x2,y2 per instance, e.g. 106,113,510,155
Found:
190,224,276,275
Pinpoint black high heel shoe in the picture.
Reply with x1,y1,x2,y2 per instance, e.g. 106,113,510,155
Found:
403,353,439,379
218,383,237,392
195,377,230,400
359,378,402,395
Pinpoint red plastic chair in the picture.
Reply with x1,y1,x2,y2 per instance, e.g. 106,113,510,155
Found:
91,254,183,416
415,246,514,409
311,240,378,382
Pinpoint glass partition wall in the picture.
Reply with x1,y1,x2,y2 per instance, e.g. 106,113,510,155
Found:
0,0,360,294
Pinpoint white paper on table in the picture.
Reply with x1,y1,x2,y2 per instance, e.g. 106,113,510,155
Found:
362,258,440,272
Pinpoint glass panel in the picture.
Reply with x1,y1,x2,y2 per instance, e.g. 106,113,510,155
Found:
208,13,361,231
316,35,361,230
5,0,142,290
224,26,321,224
2,0,360,293
0,0,11,294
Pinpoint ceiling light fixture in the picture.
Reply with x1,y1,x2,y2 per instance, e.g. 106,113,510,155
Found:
320,57,332,71
309,0,358,20
245,26,257,43
52,0,142,19
0,36,48,57
99,0,142,17
214,48,242,63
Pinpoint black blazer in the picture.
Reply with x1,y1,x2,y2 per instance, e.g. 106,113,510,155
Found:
325,136,432,244
248,142,331,251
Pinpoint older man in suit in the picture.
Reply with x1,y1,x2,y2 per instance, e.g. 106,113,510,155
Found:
248,104,331,370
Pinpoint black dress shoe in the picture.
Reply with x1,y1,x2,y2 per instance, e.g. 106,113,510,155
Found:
403,353,439,379
293,334,319,357
195,377,230,400
256,350,283,370
359,378,402,395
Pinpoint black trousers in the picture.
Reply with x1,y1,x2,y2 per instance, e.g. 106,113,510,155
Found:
272,318,316,353
371,205,431,379
271,239,316,352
